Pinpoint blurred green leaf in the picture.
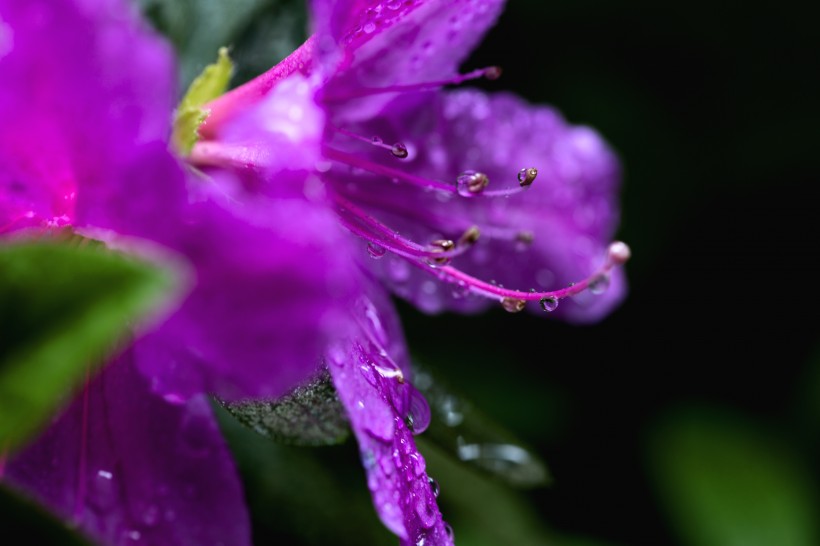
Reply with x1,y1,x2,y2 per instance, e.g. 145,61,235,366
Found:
214,402,392,545
0,240,178,450
172,46,234,155
414,363,551,488
651,408,820,546
138,0,307,89
0,486,93,545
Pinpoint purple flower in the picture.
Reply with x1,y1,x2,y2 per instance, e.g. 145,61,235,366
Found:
193,1,630,545
1,1,630,546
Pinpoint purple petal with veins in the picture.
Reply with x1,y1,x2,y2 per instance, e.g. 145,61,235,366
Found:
4,353,251,546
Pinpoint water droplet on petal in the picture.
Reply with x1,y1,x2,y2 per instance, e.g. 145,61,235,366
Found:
387,0,401,9
589,274,610,295
539,296,559,312
371,136,383,145
406,387,432,435
363,22,376,34
97,469,113,480
501,297,526,313
456,170,489,196
391,142,408,158
428,476,440,498
367,242,387,259
142,505,160,526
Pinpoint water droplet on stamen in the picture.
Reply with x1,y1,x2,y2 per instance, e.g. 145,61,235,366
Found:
517,167,538,187
444,522,455,540
391,142,409,158
428,477,440,498
589,274,610,295
501,297,526,313
456,170,489,196
539,296,559,312
367,242,387,259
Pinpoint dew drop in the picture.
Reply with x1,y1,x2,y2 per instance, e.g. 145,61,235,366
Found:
517,167,538,186
444,522,455,540
456,170,489,196
363,22,376,34
501,297,526,313
406,386,432,435
387,0,401,9
589,274,610,295
367,242,387,259
428,476,440,498
142,505,160,526
371,136,383,145
391,142,409,158
539,296,559,312
97,469,113,480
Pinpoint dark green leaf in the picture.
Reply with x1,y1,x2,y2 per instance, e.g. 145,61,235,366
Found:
651,408,820,546
414,363,550,488
0,240,179,451
0,486,93,545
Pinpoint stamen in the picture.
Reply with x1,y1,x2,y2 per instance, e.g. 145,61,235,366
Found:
456,171,489,195
458,226,481,246
332,126,409,159
332,193,474,261
517,167,538,187
323,146,454,192
413,241,631,310
321,66,502,102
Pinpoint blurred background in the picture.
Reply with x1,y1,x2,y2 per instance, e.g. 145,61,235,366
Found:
8,0,818,545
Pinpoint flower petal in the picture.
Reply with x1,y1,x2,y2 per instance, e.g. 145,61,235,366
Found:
4,353,251,546
327,286,452,545
0,0,181,235
331,89,626,322
313,0,505,121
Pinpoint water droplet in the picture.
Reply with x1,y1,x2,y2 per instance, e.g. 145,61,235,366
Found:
589,274,610,295
387,0,402,9
97,469,113,480
539,296,559,312
362,449,376,470
517,167,538,186
388,257,411,282
363,22,376,34
124,530,141,542
367,242,387,259
428,477,440,498
391,142,408,158
371,136,383,145
440,396,464,426
456,170,489,196
501,297,526,313
444,522,455,540
406,386,431,435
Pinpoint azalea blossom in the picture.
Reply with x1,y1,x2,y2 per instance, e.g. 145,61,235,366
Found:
0,1,629,546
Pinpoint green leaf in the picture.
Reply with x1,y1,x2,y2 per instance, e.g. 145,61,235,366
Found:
0,486,93,545
0,240,179,451
172,47,234,155
413,363,551,488
650,408,820,546
217,369,350,446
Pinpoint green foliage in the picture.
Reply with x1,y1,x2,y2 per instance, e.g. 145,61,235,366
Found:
172,47,234,155
0,240,178,451
651,409,820,546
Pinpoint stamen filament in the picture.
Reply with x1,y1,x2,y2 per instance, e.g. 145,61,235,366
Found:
412,241,630,304
331,126,408,158
323,146,454,192
321,66,500,102
200,37,316,139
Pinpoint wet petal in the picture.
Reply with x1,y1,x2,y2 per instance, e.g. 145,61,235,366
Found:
4,353,250,546
331,89,626,322
313,0,505,121
136,196,361,402
0,0,181,236
327,286,451,545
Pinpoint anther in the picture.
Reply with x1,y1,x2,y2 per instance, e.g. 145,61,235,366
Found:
484,66,503,80
607,241,631,267
517,167,537,187
456,171,490,196
501,297,526,313
458,226,481,246
390,142,409,159
428,239,456,266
